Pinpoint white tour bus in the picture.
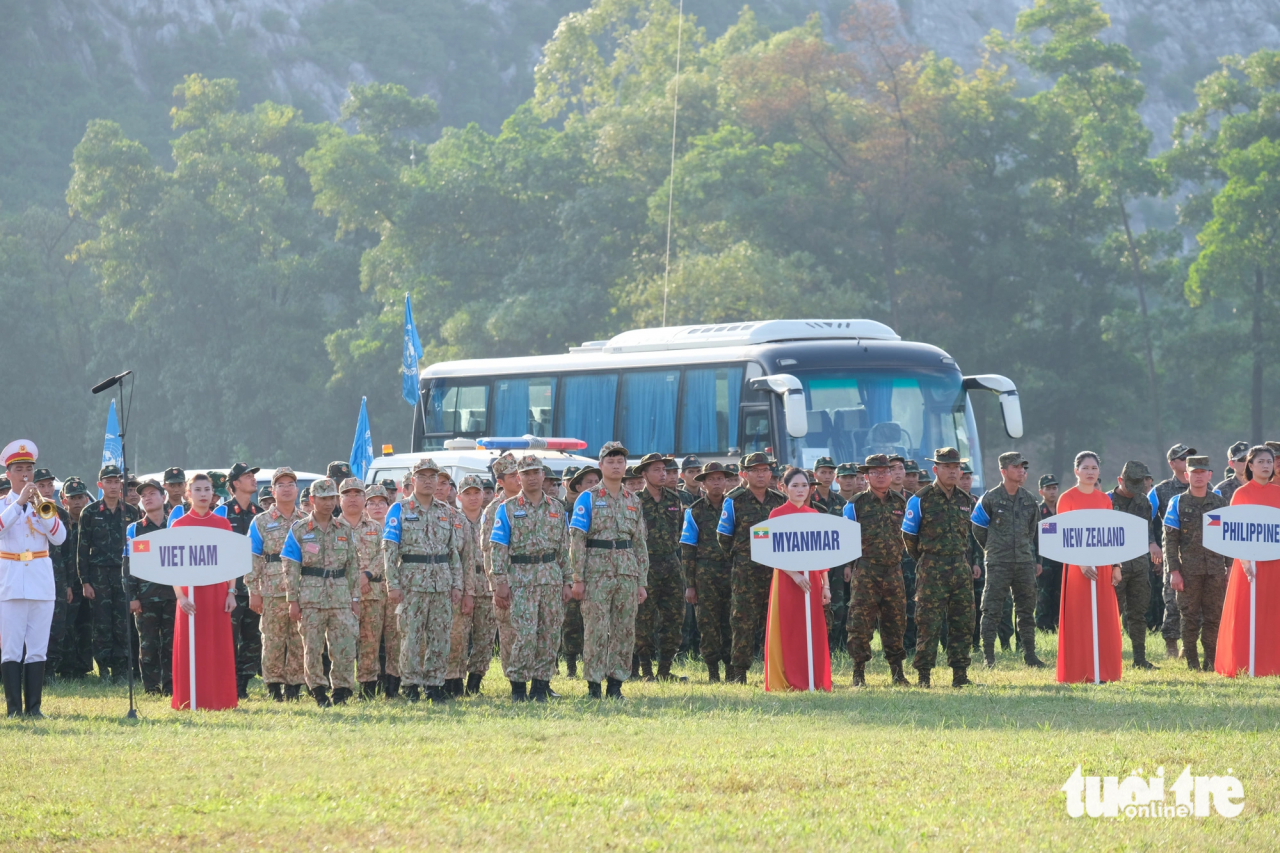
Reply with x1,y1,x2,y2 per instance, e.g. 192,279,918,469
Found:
410,319,1022,490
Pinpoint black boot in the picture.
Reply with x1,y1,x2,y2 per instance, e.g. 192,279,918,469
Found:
331,687,352,705
510,680,528,702
311,686,332,707
1185,646,1200,672
890,662,909,686
444,677,463,697
707,660,721,683
465,673,483,696
403,684,421,703
605,677,624,700
851,661,866,687
1023,653,1046,669
640,656,655,681
917,668,931,688
3,662,22,718
384,675,401,699
426,684,452,703
284,684,302,702
727,665,747,685
268,682,285,702
566,656,578,678
236,674,250,700
1202,645,1216,672
529,679,548,703
23,662,44,718
545,679,562,699
587,681,602,699
360,681,378,700
630,654,639,678
952,666,972,688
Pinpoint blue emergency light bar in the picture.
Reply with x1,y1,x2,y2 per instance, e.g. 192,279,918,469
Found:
476,436,588,451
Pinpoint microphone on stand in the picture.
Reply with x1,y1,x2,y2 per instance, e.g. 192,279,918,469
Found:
91,371,133,395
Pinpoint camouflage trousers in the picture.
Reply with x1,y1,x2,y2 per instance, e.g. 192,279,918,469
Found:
912,555,974,672
971,575,1012,649
582,572,639,684
561,598,584,658
494,598,516,677
46,594,68,675
59,589,93,677
901,555,918,652
133,596,175,693
1162,567,1181,641
508,583,565,683
231,592,262,679
981,563,1037,656
1036,563,1062,631
1177,571,1227,660
259,596,304,685
1114,559,1151,656
397,591,453,688
845,561,906,665
446,596,495,679
693,559,732,664
634,558,683,662
729,558,772,671
90,571,131,675
299,605,357,690
357,596,401,683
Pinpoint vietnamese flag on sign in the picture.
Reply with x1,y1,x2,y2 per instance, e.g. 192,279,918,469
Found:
132,540,150,553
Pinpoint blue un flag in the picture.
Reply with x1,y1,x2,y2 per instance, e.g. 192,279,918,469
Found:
349,396,374,481
402,292,423,406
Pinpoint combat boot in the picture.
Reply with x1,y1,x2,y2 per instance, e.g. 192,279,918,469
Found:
428,684,453,702
1023,654,1046,669
510,680,528,702
311,686,332,708
267,682,285,702
952,666,972,688
640,656,655,681
23,662,44,718
383,675,401,699
1166,638,1180,658
587,681,602,699
403,684,421,703
851,662,866,688
983,639,996,669
529,679,548,703
630,655,640,678
1202,645,1216,672
331,687,352,705
917,668,931,688
284,684,302,702
2,661,21,718
545,680,562,699
359,681,378,700
983,653,996,669
657,659,681,682
236,674,250,700
1132,648,1157,670
566,655,578,678
605,677,625,700
1185,646,1200,672
890,662,909,686
465,673,484,696
707,660,721,683
445,677,464,697
729,666,747,685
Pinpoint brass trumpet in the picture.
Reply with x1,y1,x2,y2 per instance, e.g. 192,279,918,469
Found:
31,492,58,520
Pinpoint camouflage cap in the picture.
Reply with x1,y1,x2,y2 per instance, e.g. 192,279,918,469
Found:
227,462,260,483
1267,441,1280,456
887,454,906,465
339,477,365,494
1229,440,1250,461
436,469,453,484
410,458,441,475
543,465,560,481
599,440,628,461
624,466,641,479
725,463,740,475
1119,461,1149,484
0,477,9,491
636,452,666,473
327,461,354,481
562,466,581,481
207,470,229,498
32,467,55,482
163,466,186,484
99,464,123,480
61,477,89,497
694,461,730,482
813,456,837,471
480,478,495,490
742,451,772,469
364,484,390,502
1166,443,1196,461
1038,474,1059,488
835,462,857,476
902,459,921,474
300,485,312,500
680,455,703,471
310,477,339,498
379,478,399,494
917,468,933,482
270,466,297,485
959,460,974,474
135,478,164,496
457,474,484,493
662,456,678,471
491,453,519,477
258,485,274,502
998,451,1029,468
927,448,963,465
859,454,893,473
517,454,544,473
1185,455,1213,472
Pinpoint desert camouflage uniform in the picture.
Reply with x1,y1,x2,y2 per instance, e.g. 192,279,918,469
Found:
903,483,975,673
680,495,731,665
1107,488,1156,662
491,492,570,682
350,513,400,683
282,514,359,690
635,485,684,665
247,505,306,686
716,485,786,675
383,494,463,689
483,496,516,675
569,486,649,684
446,509,496,679
125,514,174,693
845,490,907,665
1163,491,1231,666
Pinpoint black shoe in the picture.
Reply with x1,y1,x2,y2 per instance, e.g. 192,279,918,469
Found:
566,656,578,678
360,681,378,700
1024,655,1046,669
529,679,548,703
630,654,640,679
236,674,250,700
890,662,909,686
284,684,303,702
384,675,401,699
851,662,866,687
425,685,452,703
587,681,602,699
605,677,624,700
23,662,45,718
510,680,528,702
917,669,931,688
311,686,332,708
1133,655,1158,670
403,684,421,703
268,682,285,702
952,666,972,688
3,661,22,718
707,660,721,683
465,673,483,696
144,686,163,696
443,677,463,697
545,680,562,699
331,687,352,705
640,656,655,681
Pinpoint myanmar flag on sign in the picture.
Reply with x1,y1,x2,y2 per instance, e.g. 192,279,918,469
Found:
753,529,770,540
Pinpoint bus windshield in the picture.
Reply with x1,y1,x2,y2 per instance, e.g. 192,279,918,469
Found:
791,369,971,473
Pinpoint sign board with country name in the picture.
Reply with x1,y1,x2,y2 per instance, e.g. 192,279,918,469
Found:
128,527,250,587
1201,504,1280,562
750,513,861,572
1037,509,1148,566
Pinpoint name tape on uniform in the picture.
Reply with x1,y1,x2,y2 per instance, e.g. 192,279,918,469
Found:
1201,504,1280,562
129,527,251,587
750,514,861,572
1036,509,1148,566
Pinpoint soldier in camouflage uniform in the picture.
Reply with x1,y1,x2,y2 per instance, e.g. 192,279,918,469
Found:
484,453,521,678
445,476,494,696
32,468,72,681
677,456,703,507
1162,456,1231,671
281,478,360,707
902,448,977,688
633,452,684,680
77,464,141,681
1215,441,1249,505
490,457,570,702
359,484,399,695
843,455,909,686
247,468,307,701
161,467,189,517
215,461,264,699
811,456,849,647
1149,443,1192,658
338,479,399,700
970,452,1044,668
560,466,600,677
1107,461,1159,669
680,461,733,682
1035,475,1062,631
383,458,464,703
57,477,94,679
568,441,650,700
716,451,786,684
125,480,175,694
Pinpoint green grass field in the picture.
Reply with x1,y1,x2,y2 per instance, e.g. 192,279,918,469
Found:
4,637,1278,851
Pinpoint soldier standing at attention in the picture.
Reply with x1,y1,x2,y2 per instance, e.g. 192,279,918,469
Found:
383,459,464,703
902,461,922,495
281,478,360,706
811,457,848,647
1215,442,1249,505
1162,456,1231,671
162,468,189,517
1149,444,1191,658
678,456,703,507
902,448,978,688
444,476,493,696
633,452,684,681
33,468,72,682
125,480,175,695
624,465,645,492
258,487,275,511
78,464,140,682
489,457,570,702
568,441,649,700
970,452,1044,669
340,479,396,700
484,454,521,678
215,462,263,699
559,467,599,678
58,477,94,679
1107,461,1159,669
835,463,860,499
246,468,308,702
360,484,398,695
716,451,786,685
680,462,732,682
1035,475,1062,631
844,455,909,687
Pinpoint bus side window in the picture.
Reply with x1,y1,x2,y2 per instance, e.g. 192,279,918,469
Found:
740,406,772,456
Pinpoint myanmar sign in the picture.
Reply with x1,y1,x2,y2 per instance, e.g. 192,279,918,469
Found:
750,513,861,572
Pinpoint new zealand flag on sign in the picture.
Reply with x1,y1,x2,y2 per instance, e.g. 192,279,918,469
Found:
1041,522,1057,534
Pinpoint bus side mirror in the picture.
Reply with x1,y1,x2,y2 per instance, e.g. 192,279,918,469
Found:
749,375,808,439
962,374,1023,439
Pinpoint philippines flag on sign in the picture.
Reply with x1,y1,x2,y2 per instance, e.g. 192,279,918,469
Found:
1041,522,1057,534
753,529,770,540
132,540,150,554
1208,514,1222,527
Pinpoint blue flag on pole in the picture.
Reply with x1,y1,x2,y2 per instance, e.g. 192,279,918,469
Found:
100,399,122,498
349,397,374,481
402,293,423,406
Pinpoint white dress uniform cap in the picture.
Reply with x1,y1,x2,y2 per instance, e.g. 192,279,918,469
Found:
1,440,38,467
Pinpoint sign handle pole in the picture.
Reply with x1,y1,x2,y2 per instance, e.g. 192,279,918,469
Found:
187,587,197,711
804,571,814,692
1091,575,1100,685
1249,569,1256,678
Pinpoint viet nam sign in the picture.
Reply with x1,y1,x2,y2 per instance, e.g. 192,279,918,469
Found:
1201,504,1280,562
1037,509,1148,566
750,513,861,572
129,527,250,587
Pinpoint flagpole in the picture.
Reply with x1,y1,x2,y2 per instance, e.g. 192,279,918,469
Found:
804,570,814,692
1090,573,1100,685
1249,568,1256,678
188,588,197,711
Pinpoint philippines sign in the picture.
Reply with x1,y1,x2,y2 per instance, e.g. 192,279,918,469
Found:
750,513,861,572
1201,504,1280,562
1037,509,1148,566
129,527,251,587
